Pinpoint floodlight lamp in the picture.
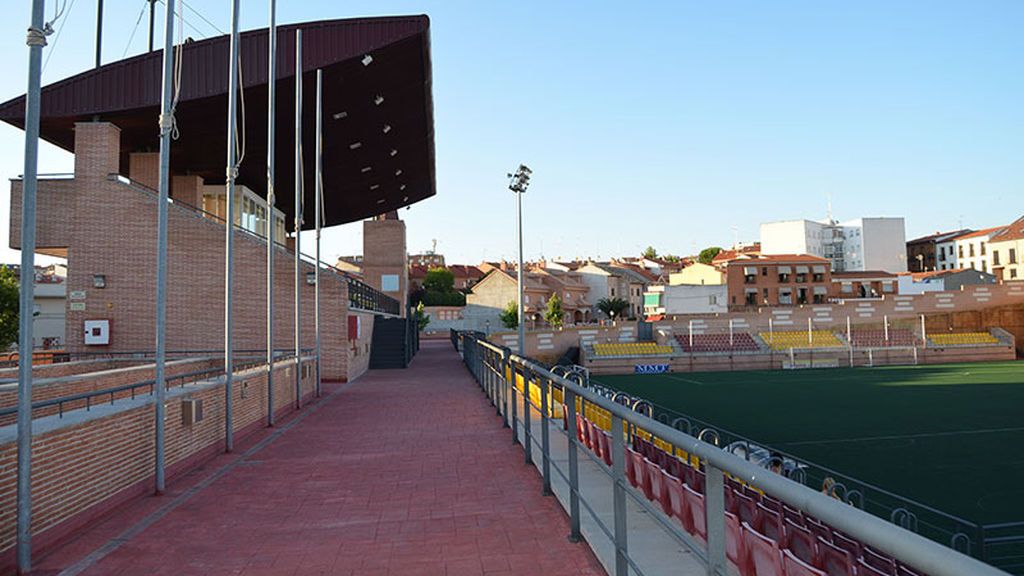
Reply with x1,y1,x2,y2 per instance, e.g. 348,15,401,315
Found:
374,95,384,106
361,54,373,66
333,111,347,120
382,124,392,134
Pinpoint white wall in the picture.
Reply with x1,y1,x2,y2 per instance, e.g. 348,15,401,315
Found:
896,276,945,295
760,220,814,256
662,284,728,314
935,239,959,270
857,217,906,272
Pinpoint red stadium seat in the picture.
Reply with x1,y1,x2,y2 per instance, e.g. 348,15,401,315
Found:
664,471,691,532
862,547,896,574
815,537,855,576
575,415,586,443
725,512,746,572
600,432,613,466
761,494,783,514
806,518,832,544
583,419,594,450
756,502,784,542
830,531,861,560
782,504,804,527
737,493,758,527
644,458,663,501
857,559,888,576
657,468,677,516
625,448,641,487
895,564,924,576
783,518,816,565
683,483,707,541
590,424,604,461
783,549,825,576
742,522,784,576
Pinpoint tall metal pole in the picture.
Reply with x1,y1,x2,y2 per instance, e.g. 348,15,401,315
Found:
314,69,322,398
265,0,276,426
223,0,241,453
153,0,176,496
17,4,46,571
293,29,303,409
147,0,156,53
94,0,104,68
516,190,525,355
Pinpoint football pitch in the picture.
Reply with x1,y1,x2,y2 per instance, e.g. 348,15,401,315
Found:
592,360,1024,527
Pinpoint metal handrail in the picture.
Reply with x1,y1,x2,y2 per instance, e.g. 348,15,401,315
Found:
0,353,310,420
457,331,1010,576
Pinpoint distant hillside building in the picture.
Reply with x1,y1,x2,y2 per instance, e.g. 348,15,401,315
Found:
760,217,906,273
725,254,832,309
954,226,1006,274
905,229,971,272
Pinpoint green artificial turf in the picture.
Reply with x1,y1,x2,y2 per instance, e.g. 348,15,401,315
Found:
593,361,1024,528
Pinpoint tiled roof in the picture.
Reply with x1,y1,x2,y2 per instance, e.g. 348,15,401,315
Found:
991,215,1024,243
955,226,1006,240
726,254,828,265
907,229,972,244
831,270,897,279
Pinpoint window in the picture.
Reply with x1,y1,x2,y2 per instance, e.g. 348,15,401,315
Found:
994,251,1001,266
796,272,807,283
981,242,986,256
982,261,987,272
778,272,790,282
745,291,757,305
381,274,399,292
812,273,824,282
709,295,718,305
763,288,769,301
1011,248,1018,263
970,244,975,257
797,288,808,305
1012,269,1018,279
959,245,964,259
610,288,615,297
762,267,768,276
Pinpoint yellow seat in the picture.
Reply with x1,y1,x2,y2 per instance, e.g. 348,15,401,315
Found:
758,330,843,351
593,342,673,357
930,332,998,346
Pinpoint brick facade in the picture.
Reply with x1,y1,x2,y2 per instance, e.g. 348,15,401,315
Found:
9,122,353,380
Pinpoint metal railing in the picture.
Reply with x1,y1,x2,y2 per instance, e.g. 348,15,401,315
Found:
0,350,311,420
454,330,1011,576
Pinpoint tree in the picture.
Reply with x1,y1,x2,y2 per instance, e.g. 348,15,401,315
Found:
642,246,658,259
544,294,564,328
597,297,630,320
662,254,681,263
0,266,18,350
422,267,455,293
414,302,430,332
499,301,519,330
698,246,723,265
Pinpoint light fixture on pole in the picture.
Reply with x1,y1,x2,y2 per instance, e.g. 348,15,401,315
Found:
508,164,532,356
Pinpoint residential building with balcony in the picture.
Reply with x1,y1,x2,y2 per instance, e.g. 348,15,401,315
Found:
954,226,1006,274
831,271,898,299
576,261,650,319
989,215,1024,281
905,229,971,272
724,254,832,309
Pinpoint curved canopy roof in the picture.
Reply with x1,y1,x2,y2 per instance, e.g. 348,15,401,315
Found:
0,15,435,229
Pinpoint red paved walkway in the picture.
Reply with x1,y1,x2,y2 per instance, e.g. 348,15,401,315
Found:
33,340,604,576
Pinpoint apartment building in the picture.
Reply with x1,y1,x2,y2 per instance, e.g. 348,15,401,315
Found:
760,217,906,272
724,254,832,309
990,215,1024,281
954,227,1005,274
905,229,971,272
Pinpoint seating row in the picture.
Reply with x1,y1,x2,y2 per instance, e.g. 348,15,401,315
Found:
928,332,998,346
675,333,761,353
760,331,845,351
848,329,917,348
592,342,674,356
576,419,926,576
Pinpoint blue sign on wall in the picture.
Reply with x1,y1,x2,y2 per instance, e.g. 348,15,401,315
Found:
634,364,669,374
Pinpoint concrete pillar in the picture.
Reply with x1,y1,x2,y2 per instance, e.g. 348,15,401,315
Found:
74,122,121,182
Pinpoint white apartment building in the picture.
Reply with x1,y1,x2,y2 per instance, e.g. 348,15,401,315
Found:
643,284,727,316
760,217,906,273
990,215,1024,281
954,227,1005,274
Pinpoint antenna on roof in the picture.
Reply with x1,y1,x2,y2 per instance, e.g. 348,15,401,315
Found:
826,193,834,224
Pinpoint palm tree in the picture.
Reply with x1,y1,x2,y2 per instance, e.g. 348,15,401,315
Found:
597,297,630,321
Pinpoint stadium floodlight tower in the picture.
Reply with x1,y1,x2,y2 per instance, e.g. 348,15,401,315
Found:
508,164,532,356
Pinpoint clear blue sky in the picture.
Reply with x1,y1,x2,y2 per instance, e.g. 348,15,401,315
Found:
0,0,1021,266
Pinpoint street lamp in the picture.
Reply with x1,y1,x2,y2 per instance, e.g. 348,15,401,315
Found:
508,164,532,355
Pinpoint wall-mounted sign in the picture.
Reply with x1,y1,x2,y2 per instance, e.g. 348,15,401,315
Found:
69,291,86,300
70,302,86,311
634,364,669,375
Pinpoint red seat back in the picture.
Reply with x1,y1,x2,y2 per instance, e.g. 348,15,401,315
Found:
737,493,758,526
625,448,640,487
862,547,896,574
725,512,745,571
783,518,816,565
575,415,586,443
643,458,662,501
600,432,613,466
783,548,825,576
756,502,784,542
815,536,855,576
741,522,784,576
857,559,888,576
663,472,691,532
682,483,706,540
831,530,862,559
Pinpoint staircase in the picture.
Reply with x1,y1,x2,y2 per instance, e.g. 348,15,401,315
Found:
370,316,415,369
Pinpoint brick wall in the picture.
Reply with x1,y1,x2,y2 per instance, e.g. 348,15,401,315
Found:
0,356,317,570
0,358,146,381
9,122,352,380
0,357,223,426
346,312,375,381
